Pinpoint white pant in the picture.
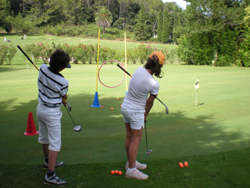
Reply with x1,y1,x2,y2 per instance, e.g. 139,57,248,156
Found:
37,103,62,152
121,107,144,130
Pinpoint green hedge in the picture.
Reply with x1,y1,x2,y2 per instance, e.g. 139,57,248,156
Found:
1,43,174,65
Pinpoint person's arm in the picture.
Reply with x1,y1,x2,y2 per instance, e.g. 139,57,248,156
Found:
144,94,157,118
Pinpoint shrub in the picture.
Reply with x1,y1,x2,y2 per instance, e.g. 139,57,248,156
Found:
216,55,232,66
127,48,138,64
5,44,17,65
0,45,8,65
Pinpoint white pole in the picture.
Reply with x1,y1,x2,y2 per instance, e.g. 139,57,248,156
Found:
194,89,198,107
124,32,128,93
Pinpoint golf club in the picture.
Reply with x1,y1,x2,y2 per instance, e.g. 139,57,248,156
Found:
145,119,152,154
64,104,81,132
117,64,169,114
17,45,72,112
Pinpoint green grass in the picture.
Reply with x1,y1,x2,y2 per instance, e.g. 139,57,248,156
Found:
0,63,250,187
1,34,250,187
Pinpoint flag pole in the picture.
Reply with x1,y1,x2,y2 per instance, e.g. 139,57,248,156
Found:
194,77,200,107
194,89,198,107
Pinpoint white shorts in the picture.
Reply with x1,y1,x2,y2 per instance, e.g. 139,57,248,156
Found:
37,103,62,152
121,107,144,130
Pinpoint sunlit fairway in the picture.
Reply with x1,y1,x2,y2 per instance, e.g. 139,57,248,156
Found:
0,35,250,187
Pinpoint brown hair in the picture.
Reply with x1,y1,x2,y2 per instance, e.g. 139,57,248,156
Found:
144,54,164,78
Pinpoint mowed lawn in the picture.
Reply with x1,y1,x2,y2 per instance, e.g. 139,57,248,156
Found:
0,35,250,187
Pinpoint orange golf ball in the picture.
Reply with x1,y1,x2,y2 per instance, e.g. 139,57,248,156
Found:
117,98,119,100
118,171,122,175
179,162,184,168
111,108,113,110
120,105,122,107
101,106,103,108
184,161,188,167
111,170,115,174
114,170,118,174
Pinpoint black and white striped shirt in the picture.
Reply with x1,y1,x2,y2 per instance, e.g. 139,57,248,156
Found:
38,64,68,108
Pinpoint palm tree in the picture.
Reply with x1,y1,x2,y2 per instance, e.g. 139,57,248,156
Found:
95,7,113,34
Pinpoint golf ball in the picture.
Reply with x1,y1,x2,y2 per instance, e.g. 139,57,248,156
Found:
179,162,184,168
111,108,113,110
111,170,115,175
117,98,119,100
101,106,103,108
115,170,118,174
118,171,122,175
184,161,188,167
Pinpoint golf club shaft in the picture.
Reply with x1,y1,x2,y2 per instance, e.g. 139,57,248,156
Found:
64,104,76,126
117,64,132,77
17,45,69,106
17,45,39,71
155,97,167,107
145,119,149,150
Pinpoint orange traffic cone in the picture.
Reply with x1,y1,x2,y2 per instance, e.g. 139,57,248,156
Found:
24,112,39,136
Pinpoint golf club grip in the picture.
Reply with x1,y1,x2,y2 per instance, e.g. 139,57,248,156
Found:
117,64,132,77
62,98,67,104
17,45,39,71
18,45,69,105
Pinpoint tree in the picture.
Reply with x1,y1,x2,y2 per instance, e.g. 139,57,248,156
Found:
177,0,246,65
172,10,178,44
157,9,163,42
134,3,147,41
4,0,12,33
162,8,170,43
95,7,113,34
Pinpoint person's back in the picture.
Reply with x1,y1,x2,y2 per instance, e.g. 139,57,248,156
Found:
38,64,68,108
37,49,71,187
122,67,159,111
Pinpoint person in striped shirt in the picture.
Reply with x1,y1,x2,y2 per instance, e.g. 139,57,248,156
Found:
36,49,71,187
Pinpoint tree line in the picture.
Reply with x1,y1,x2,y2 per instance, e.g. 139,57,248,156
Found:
1,0,250,66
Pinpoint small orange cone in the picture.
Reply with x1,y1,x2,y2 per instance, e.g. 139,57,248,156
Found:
24,112,39,136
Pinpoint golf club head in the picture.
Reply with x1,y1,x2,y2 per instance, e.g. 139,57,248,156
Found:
146,149,152,154
165,105,169,114
67,103,72,112
74,125,81,132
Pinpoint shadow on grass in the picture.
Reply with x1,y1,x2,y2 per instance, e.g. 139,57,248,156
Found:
0,93,249,165
0,66,28,72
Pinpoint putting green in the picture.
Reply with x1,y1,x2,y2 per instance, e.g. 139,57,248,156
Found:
0,64,249,165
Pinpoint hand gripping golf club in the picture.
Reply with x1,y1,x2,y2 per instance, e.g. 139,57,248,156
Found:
117,64,169,114
64,104,81,132
17,45,72,112
145,119,152,154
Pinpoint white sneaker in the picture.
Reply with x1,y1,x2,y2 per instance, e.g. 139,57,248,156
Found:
126,168,148,180
44,173,67,187
125,160,147,170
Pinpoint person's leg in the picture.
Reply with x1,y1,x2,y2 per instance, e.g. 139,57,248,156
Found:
126,126,148,180
48,150,58,171
128,126,143,168
42,144,49,158
125,123,131,161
